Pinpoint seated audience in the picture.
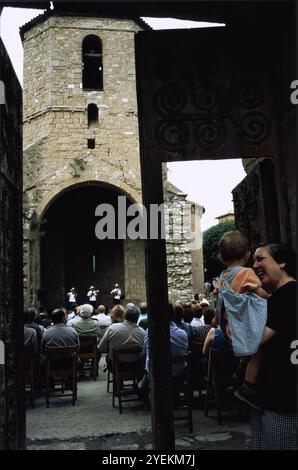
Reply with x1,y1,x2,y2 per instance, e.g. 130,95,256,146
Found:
191,307,215,343
110,304,125,324
66,305,82,327
36,306,51,329
24,307,44,350
203,323,239,376
41,308,79,353
141,303,188,386
74,304,101,340
173,301,192,340
24,326,38,353
191,304,205,327
98,303,145,371
137,302,148,330
182,306,194,326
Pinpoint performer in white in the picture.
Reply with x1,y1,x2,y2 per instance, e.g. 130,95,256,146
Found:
87,285,99,310
110,283,121,305
66,287,77,311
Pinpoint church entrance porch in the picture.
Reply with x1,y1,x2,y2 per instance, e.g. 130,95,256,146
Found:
36,183,146,311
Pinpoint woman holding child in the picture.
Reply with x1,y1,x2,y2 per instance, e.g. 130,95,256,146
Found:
251,243,297,450
216,233,297,449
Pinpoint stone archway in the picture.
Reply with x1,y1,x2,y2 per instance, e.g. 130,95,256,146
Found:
24,179,146,311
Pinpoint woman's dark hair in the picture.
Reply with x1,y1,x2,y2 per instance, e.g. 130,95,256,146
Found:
203,307,215,325
260,243,296,277
192,304,203,319
182,307,194,324
173,302,184,323
168,302,175,322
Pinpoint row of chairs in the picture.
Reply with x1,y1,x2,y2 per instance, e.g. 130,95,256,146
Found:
109,343,241,429
25,341,242,429
25,334,99,408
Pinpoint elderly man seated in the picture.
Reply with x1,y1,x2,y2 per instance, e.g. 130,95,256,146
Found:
98,303,145,371
74,304,101,339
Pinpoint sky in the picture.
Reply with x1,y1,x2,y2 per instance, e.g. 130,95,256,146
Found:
0,8,246,231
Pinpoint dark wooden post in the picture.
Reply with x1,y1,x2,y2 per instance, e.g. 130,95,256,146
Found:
135,37,175,450
0,36,25,449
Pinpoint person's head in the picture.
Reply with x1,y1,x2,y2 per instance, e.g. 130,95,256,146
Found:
80,304,94,318
203,307,215,325
182,307,194,324
200,299,210,309
139,302,147,314
219,230,250,266
115,283,119,288
71,287,75,292
124,303,140,323
173,301,184,323
198,293,205,302
110,304,125,323
184,301,192,309
194,293,199,301
97,305,106,314
24,307,38,324
75,305,80,316
89,285,95,290
253,243,296,292
51,308,67,324
168,303,175,322
192,304,203,319
39,306,47,315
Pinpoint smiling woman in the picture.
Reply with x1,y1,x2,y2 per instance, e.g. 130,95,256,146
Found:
251,243,297,450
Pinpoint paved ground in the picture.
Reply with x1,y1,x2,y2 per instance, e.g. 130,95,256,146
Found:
26,357,251,450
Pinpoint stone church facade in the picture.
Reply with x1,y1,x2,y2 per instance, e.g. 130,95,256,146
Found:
21,11,204,309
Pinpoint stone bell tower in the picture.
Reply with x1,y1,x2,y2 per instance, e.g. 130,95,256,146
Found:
21,10,204,309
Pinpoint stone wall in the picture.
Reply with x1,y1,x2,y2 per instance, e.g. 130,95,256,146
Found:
22,14,144,306
124,239,146,305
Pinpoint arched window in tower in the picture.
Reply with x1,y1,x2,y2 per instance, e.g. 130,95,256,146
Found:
82,35,103,90
87,103,98,127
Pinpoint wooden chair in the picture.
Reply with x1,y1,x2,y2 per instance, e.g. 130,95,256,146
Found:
112,347,144,414
189,341,205,399
107,367,113,393
44,345,79,407
171,354,193,433
24,349,36,408
204,347,240,425
78,335,98,381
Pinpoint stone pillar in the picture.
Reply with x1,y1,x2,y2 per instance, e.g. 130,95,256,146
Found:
124,239,146,305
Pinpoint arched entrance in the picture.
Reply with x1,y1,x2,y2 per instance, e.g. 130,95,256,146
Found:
39,182,145,310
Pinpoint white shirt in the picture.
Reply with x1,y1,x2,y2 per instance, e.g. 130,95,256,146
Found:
67,316,82,327
111,288,121,300
191,318,205,327
92,313,111,327
87,290,97,301
67,292,76,302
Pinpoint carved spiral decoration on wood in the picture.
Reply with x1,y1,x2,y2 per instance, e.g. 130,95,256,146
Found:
193,86,220,111
194,118,227,150
237,82,264,109
238,112,270,144
156,120,189,151
154,85,187,114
